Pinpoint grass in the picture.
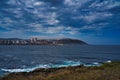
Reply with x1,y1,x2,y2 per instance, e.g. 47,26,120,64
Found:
0,61,120,80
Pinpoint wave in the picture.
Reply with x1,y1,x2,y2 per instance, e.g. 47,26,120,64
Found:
1,60,111,73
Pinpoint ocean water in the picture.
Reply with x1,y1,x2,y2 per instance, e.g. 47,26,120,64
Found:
0,45,120,76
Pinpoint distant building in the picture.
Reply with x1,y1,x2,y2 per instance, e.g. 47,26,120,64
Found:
16,40,19,44
7,40,10,44
12,40,15,44
31,37,38,43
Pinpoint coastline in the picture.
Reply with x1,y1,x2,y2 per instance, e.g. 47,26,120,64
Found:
1,61,120,80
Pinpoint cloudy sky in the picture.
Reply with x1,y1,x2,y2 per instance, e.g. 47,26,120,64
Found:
0,0,120,44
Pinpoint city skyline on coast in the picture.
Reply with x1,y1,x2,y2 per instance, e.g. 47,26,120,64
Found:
0,0,120,44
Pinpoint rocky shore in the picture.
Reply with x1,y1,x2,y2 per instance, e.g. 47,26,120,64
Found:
0,61,120,80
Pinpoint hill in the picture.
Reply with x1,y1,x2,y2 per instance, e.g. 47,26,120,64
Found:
0,38,87,45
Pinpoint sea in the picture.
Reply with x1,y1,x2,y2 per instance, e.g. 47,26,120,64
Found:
0,45,120,76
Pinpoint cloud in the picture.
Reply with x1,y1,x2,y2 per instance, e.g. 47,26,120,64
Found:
89,0,120,10
80,23,109,30
29,35,67,39
64,0,89,7
33,1,44,6
0,30,28,38
75,12,113,23
43,12,59,25
0,0,119,40
26,22,80,35
6,0,17,5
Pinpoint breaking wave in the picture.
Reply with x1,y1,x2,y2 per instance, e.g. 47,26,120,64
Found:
1,60,111,73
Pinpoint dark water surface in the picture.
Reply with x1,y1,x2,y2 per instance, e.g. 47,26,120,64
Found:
0,45,120,76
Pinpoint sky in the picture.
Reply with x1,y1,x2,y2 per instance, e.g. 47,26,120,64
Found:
0,0,120,44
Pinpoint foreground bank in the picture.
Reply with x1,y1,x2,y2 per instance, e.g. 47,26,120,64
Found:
0,61,120,80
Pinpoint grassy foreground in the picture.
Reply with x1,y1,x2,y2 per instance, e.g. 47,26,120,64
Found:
0,62,120,80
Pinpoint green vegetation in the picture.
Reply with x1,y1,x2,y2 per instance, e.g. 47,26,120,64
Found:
0,62,120,80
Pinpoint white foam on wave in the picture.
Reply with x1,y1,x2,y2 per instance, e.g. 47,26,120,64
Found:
1,68,34,73
106,60,112,63
1,61,82,73
51,61,82,68
1,60,103,73
84,62,101,67
1,64,50,73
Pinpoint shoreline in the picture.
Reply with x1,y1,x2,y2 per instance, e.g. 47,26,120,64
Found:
0,60,100,76
1,61,120,80
1,60,110,77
